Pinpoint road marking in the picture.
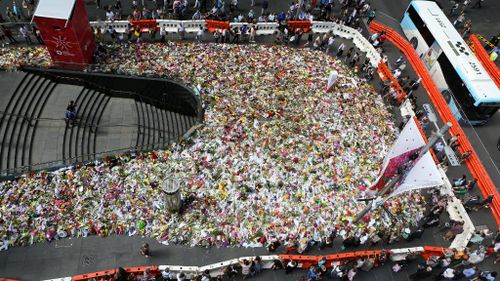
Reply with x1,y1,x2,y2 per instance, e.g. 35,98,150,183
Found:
378,10,401,24
55,241,74,248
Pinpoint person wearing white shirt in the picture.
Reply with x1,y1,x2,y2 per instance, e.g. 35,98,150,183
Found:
196,26,204,41
161,268,175,280
177,23,185,40
393,68,402,79
106,9,115,21
159,26,166,42
442,268,455,279
435,142,445,154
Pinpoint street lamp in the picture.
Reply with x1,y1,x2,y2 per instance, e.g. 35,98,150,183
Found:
161,177,182,213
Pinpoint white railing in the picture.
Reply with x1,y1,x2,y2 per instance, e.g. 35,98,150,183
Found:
88,19,380,67
438,168,475,249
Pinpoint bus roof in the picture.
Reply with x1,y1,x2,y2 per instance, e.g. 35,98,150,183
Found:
410,1,499,103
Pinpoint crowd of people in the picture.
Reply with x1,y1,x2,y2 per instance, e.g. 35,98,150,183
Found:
0,41,428,250
85,235,500,280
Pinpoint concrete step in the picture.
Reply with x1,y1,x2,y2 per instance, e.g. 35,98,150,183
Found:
157,104,167,148
80,90,105,162
95,97,137,154
0,71,29,112
71,88,96,163
1,74,44,171
160,106,170,145
15,79,53,168
135,99,147,150
41,83,84,119
62,87,88,161
25,82,58,168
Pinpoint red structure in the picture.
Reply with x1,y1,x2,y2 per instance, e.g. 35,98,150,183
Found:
33,0,95,69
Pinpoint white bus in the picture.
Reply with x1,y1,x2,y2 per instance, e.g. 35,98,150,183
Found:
401,0,499,125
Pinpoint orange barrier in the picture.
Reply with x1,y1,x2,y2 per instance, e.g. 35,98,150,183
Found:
377,61,406,104
279,249,425,269
66,248,448,280
421,246,447,260
73,269,116,281
279,254,319,268
72,266,158,281
467,34,500,88
205,20,230,33
124,266,159,275
130,19,158,33
324,250,384,265
287,20,312,33
369,21,500,229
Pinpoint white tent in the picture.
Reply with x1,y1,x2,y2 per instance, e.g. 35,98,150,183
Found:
389,151,444,198
369,117,443,194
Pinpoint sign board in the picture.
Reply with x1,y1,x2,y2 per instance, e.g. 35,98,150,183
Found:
423,103,438,123
444,146,460,166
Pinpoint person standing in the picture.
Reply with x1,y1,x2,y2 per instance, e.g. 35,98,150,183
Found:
367,8,376,24
140,242,150,258
177,22,185,40
19,25,32,45
477,271,497,280
249,24,256,43
327,34,335,53
213,29,221,43
6,7,17,22
12,1,22,20
261,0,268,15
31,26,44,44
450,1,459,15
485,33,499,51
453,11,465,27
347,268,357,281
239,258,253,278
442,268,456,279
462,266,478,279
490,48,499,62
65,100,77,123
336,42,345,58
196,26,204,42
159,26,166,42
345,46,354,62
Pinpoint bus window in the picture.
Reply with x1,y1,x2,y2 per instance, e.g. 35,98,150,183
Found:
437,53,475,109
407,5,435,46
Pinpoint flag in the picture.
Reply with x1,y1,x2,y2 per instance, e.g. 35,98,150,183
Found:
326,70,338,92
